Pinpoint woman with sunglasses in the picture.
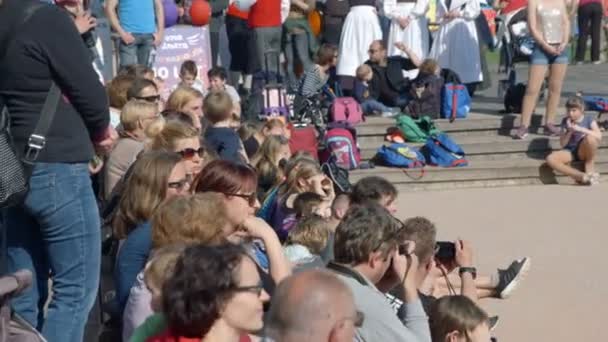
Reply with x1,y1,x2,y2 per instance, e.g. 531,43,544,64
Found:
148,119,211,177
127,77,162,109
113,151,191,312
250,135,292,199
147,244,270,342
165,86,205,132
104,99,161,199
192,160,291,289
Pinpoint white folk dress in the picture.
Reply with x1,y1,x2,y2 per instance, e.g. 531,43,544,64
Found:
384,0,430,59
336,5,383,77
429,0,483,84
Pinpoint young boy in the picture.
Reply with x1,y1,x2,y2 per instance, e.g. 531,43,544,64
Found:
206,66,242,117
293,192,332,220
176,60,205,93
203,91,248,163
354,64,397,118
407,58,443,119
546,96,602,185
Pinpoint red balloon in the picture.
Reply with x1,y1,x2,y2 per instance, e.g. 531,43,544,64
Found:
190,0,211,26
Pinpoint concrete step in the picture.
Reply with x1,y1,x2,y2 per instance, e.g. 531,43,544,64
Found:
349,156,608,191
358,134,608,162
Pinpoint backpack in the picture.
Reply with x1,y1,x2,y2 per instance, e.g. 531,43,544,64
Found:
321,155,352,194
581,96,608,113
330,97,364,125
377,143,426,168
396,115,439,143
319,123,361,170
441,83,471,122
423,133,468,167
503,82,526,114
249,52,290,121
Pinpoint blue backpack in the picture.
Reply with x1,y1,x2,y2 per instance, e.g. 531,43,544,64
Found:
442,83,471,122
377,143,426,168
424,133,468,167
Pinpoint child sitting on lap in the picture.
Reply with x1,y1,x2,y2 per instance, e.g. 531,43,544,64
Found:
546,96,602,185
354,64,397,118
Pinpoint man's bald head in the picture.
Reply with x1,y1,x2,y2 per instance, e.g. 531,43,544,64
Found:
266,270,357,342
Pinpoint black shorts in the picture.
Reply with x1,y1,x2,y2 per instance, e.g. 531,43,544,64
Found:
564,140,583,162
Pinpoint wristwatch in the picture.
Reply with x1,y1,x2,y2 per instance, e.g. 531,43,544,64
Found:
459,267,477,280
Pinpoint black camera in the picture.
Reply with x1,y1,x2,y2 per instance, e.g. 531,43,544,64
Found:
435,241,456,263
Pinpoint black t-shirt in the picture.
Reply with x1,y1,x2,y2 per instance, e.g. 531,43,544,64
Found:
243,136,260,159
378,67,399,105
367,56,417,107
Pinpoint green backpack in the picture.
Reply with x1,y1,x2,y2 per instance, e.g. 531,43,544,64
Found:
396,115,440,142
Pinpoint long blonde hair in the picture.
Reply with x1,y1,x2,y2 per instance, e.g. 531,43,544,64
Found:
113,151,182,239
251,135,289,189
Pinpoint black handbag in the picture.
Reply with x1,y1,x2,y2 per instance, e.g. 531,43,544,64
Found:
0,1,60,209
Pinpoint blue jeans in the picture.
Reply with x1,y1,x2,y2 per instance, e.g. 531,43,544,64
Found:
530,44,570,65
361,99,391,114
2,163,101,342
119,33,155,68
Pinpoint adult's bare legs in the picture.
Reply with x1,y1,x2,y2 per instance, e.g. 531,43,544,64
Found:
519,65,548,127
544,63,569,125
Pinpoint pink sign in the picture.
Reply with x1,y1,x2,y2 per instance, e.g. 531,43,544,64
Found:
152,25,212,99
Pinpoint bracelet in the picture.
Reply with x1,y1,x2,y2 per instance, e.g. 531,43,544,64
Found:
459,267,477,280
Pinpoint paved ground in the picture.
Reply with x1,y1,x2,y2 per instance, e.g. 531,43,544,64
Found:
395,183,608,342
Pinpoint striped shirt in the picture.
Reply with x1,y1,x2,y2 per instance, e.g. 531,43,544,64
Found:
297,65,329,97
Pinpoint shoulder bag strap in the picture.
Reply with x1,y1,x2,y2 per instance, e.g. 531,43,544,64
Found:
23,83,61,163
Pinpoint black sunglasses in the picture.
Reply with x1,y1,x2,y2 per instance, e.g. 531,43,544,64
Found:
223,192,257,207
233,283,264,296
167,178,189,190
177,147,205,160
135,95,161,103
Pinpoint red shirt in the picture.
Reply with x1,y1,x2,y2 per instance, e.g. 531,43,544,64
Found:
146,329,252,342
227,4,249,20
501,0,527,14
248,0,281,28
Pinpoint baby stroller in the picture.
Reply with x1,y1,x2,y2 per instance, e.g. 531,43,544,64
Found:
495,8,546,112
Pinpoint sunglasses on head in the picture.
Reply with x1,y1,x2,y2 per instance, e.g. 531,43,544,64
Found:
177,147,205,160
135,95,161,103
223,192,257,207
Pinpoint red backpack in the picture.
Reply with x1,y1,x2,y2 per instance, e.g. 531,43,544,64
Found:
330,97,364,125
319,123,361,170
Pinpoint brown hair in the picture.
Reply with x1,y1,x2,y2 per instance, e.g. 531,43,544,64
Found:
151,193,230,248
120,99,159,132
203,91,233,123
430,296,489,342
419,59,440,76
355,64,372,80
113,151,182,239
334,203,403,265
293,192,324,219
166,86,204,112
180,60,198,77
316,43,338,66
192,159,258,195
262,118,287,136
566,96,585,111
107,74,136,109
279,158,322,196
148,119,199,151
286,216,331,255
401,217,437,264
238,121,261,141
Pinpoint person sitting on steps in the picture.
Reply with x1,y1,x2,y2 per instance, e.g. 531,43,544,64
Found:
546,96,603,185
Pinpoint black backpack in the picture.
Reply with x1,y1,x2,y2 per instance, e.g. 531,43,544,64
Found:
504,83,526,114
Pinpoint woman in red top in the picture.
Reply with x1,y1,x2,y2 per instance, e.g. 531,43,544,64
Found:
146,244,269,342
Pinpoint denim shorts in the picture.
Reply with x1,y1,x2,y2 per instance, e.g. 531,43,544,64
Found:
530,44,569,65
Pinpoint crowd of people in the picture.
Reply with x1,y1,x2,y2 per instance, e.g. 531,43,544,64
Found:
2,0,607,341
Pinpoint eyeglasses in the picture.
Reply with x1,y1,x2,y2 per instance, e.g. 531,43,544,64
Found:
368,49,379,54
177,147,205,160
135,95,161,103
167,178,189,190
339,310,365,327
223,192,257,207
233,283,264,296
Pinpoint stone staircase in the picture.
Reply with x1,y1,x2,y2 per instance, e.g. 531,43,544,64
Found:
350,113,608,191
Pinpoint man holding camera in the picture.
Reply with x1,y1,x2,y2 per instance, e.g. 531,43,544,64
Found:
328,203,431,342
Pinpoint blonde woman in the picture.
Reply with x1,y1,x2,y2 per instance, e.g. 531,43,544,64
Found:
104,99,160,199
113,151,190,313
165,86,205,132
148,119,211,177
251,135,292,197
